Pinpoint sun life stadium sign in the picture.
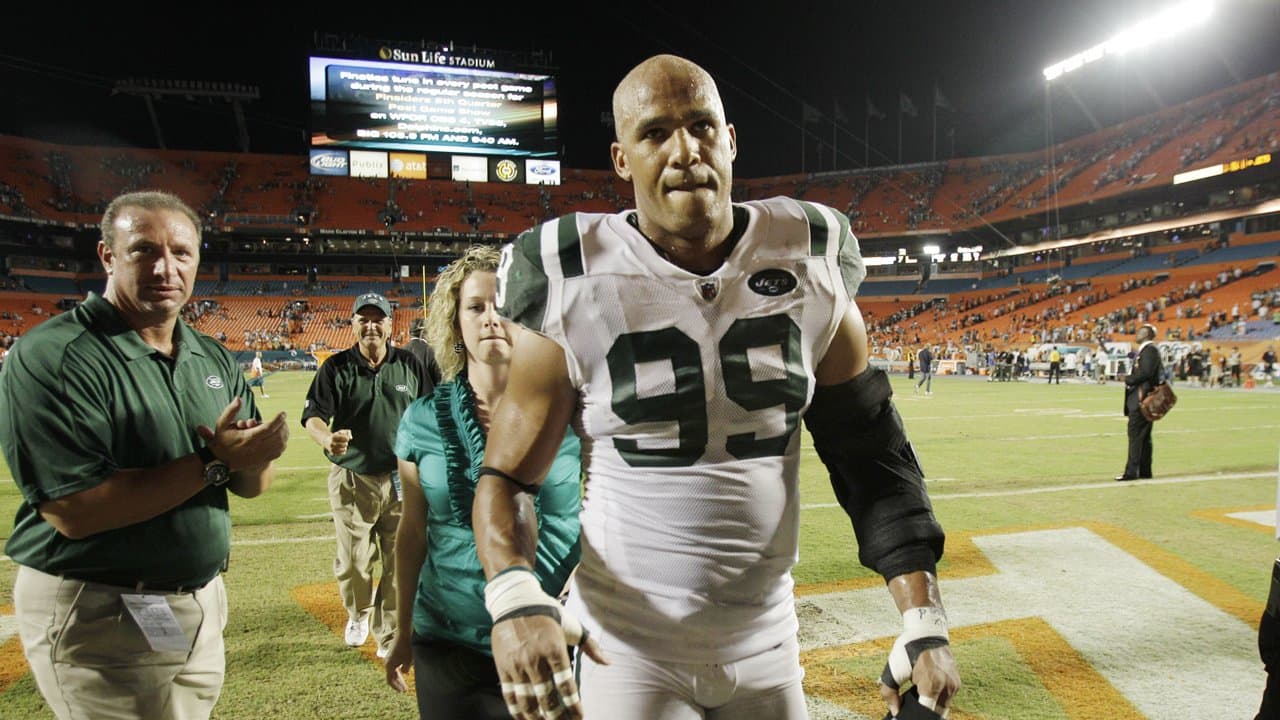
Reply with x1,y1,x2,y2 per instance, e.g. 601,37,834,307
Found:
378,46,497,70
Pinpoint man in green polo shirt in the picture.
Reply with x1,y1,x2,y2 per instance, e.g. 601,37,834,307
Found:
0,190,289,720
303,292,433,658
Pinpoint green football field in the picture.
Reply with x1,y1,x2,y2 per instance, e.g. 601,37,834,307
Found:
0,371,1276,719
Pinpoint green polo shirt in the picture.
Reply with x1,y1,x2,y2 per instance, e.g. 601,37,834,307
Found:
0,293,259,588
301,344,431,475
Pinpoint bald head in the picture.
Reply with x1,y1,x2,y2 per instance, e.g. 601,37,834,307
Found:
1137,324,1157,343
612,55,725,140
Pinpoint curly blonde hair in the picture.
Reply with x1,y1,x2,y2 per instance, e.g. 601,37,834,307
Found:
425,245,503,381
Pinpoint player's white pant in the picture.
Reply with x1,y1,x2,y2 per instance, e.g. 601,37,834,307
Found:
579,635,807,719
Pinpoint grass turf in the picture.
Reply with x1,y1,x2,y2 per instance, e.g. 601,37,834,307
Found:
0,371,1276,718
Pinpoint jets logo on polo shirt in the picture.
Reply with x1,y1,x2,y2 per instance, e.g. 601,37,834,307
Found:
206,375,225,389
395,384,409,393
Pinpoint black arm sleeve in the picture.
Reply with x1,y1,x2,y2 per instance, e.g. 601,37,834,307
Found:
301,355,338,427
803,366,944,580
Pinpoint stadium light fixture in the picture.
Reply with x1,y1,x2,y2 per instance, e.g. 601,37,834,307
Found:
1042,0,1214,81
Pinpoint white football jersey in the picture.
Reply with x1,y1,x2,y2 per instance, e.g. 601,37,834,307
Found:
497,197,865,663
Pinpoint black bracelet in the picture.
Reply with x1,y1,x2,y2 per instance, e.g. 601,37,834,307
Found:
478,465,539,493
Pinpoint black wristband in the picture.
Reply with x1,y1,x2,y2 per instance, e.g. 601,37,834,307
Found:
196,445,219,466
478,465,539,493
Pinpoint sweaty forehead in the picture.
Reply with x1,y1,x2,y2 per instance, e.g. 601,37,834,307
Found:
615,62,720,129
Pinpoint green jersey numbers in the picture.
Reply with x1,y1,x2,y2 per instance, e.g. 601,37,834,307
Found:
606,314,807,467
720,315,807,459
607,327,707,467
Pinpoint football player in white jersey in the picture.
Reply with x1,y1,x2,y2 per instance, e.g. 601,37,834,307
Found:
473,54,960,720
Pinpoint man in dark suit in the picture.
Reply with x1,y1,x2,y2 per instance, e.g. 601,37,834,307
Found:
1117,324,1163,481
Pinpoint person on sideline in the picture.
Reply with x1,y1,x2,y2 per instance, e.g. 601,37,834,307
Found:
472,54,959,720
403,316,442,392
302,292,434,657
383,246,581,719
915,344,934,395
249,349,268,398
0,190,288,719
1116,324,1163,481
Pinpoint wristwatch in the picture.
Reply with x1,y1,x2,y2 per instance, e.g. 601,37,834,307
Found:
196,445,232,487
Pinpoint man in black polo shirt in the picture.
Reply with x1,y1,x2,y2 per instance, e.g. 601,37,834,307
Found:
403,315,441,389
0,190,289,720
303,292,433,658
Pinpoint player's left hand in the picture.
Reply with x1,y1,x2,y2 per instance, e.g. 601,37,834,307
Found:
879,644,960,718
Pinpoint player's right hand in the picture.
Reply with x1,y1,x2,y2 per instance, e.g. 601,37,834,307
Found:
328,428,352,456
491,614,606,720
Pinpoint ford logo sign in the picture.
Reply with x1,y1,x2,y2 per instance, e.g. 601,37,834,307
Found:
529,164,556,175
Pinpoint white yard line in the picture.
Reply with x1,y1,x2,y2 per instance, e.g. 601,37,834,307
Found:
801,470,1273,508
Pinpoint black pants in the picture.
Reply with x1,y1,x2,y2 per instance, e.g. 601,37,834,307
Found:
1257,559,1280,719
1049,361,1061,383
1123,411,1153,478
412,633,509,720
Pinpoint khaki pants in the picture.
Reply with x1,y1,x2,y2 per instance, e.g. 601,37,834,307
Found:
14,565,227,720
328,464,401,652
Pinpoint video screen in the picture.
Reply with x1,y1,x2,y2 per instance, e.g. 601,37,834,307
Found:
309,56,558,158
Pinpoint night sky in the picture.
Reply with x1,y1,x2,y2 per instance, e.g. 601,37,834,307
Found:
3,1,1278,178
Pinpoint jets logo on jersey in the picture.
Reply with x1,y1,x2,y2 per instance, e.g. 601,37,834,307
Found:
748,269,797,297
205,375,224,389
697,278,720,302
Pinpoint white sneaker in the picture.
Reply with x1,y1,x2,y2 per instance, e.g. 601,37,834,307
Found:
344,619,369,647
262,394,270,398
376,646,390,659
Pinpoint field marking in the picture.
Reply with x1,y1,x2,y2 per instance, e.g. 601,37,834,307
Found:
802,617,1142,719
903,404,1271,421
294,512,333,520
797,526,1262,718
234,535,332,546
796,424,1280,450
1227,510,1275,528
800,470,1273,508
1013,423,1280,441
1193,505,1279,536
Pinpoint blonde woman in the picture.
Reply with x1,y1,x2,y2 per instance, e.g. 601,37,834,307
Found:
384,246,581,719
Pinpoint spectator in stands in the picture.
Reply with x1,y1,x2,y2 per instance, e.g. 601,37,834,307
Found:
302,292,435,659
1117,324,1163,481
0,190,287,719
249,350,268,398
383,246,581,719
472,55,956,720
915,344,935,395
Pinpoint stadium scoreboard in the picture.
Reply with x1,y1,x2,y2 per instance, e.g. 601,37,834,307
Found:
309,49,560,184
